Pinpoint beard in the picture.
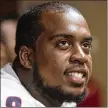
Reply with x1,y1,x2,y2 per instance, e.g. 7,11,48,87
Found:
32,63,86,104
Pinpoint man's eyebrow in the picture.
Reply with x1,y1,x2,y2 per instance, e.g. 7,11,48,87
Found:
50,34,73,40
83,36,93,42
50,34,93,41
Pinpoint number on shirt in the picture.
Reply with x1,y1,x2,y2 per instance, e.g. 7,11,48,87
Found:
6,96,21,107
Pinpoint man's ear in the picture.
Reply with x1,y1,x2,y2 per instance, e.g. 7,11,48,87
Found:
19,46,34,69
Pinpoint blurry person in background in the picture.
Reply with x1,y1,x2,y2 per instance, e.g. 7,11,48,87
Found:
1,20,17,67
0,41,8,68
1,2,93,107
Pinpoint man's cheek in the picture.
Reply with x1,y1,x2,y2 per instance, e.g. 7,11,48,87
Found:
47,59,65,84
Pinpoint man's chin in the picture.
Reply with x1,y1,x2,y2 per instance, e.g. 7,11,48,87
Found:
41,84,87,104
63,86,86,96
59,86,87,103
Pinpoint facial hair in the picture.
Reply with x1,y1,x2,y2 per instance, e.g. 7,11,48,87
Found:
32,63,87,104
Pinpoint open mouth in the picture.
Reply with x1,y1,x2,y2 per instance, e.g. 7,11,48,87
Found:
64,69,87,85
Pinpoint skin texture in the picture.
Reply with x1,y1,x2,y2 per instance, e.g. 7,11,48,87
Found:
36,10,92,95
13,9,92,106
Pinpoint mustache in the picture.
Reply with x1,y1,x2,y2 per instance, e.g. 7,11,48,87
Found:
65,64,87,73
67,63,86,68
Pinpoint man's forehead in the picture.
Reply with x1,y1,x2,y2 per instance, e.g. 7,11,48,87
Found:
40,10,65,24
41,9,84,21
38,9,90,41
40,10,86,28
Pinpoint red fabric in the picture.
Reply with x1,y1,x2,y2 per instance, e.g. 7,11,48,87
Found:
77,79,101,107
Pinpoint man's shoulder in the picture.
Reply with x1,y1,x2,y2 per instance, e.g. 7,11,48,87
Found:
1,63,45,107
1,63,31,97
1,63,20,82
1,84,45,107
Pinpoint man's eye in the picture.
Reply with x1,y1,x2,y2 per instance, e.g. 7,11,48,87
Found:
82,42,92,49
56,41,71,50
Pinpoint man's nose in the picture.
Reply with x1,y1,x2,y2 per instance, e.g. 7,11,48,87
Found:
69,44,88,64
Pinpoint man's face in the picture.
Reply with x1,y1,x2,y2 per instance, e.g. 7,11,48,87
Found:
35,10,92,98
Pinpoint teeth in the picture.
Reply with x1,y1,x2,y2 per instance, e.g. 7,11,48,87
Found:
74,73,79,78
78,73,83,78
66,72,83,78
68,73,72,75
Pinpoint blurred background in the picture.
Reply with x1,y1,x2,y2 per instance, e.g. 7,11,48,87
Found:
0,0,107,107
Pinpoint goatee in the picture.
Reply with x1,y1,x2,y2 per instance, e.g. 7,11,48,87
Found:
33,63,86,104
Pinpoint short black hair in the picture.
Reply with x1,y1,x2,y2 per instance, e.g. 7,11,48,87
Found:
15,1,80,55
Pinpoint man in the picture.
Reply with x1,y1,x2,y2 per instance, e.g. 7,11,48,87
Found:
1,2,93,107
